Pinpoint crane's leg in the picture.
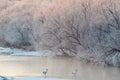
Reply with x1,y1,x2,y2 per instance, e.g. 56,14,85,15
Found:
44,74,46,78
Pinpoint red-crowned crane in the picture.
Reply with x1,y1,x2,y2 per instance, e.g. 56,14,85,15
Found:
43,69,48,78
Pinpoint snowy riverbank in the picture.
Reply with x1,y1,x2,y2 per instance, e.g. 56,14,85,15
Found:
0,47,53,57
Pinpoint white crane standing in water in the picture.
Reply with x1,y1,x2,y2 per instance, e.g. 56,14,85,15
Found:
72,69,78,77
43,69,48,78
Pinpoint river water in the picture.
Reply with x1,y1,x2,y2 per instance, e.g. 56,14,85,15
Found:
0,55,120,80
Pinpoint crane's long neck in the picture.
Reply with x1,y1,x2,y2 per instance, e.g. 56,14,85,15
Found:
46,69,48,72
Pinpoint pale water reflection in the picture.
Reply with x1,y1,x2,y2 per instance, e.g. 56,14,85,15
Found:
0,56,119,80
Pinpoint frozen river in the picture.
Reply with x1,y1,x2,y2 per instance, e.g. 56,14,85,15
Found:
0,55,120,80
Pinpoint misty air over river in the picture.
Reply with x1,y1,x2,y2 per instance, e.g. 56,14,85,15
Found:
0,55,120,80
1,0,120,80
0,56,120,80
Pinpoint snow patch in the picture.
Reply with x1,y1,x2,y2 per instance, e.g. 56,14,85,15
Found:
0,47,13,54
0,47,53,56
11,51,52,57
0,77,14,80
